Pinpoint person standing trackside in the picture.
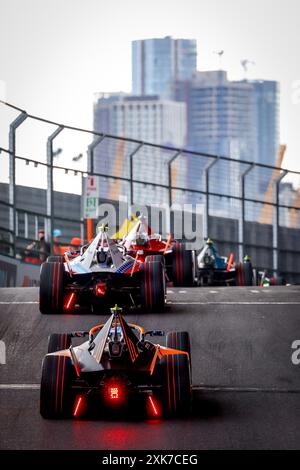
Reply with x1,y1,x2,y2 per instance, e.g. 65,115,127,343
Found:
52,228,64,255
24,229,50,264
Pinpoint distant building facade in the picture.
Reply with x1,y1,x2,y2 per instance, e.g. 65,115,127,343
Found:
174,71,257,203
93,37,279,212
94,93,186,146
251,80,279,192
132,37,197,98
93,93,187,204
174,71,257,160
173,71,279,206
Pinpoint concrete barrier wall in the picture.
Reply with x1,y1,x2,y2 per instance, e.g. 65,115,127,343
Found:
1,184,300,284
0,255,40,287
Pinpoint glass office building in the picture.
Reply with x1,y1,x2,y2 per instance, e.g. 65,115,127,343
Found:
174,71,279,211
132,36,197,98
93,93,187,204
251,80,279,192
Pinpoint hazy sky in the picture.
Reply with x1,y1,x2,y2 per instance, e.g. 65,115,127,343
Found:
0,0,300,192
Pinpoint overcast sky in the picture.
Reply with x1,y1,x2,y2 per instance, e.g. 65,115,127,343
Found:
0,0,300,192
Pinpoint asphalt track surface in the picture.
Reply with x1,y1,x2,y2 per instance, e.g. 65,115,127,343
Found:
0,286,300,450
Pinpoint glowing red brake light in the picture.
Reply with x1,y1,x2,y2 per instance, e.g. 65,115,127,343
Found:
109,387,119,400
104,379,125,407
74,396,82,416
147,395,161,418
73,394,87,418
149,396,158,415
65,292,76,310
95,283,107,297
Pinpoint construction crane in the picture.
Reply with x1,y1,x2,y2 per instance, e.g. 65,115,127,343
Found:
72,153,83,162
259,145,300,228
213,50,224,69
289,188,300,228
240,59,255,79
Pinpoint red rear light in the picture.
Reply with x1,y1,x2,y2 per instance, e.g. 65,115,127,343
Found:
73,394,87,418
103,379,126,407
64,292,76,310
109,386,119,400
95,283,107,297
147,395,161,418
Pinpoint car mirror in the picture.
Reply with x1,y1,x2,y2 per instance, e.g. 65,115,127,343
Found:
145,330,165,337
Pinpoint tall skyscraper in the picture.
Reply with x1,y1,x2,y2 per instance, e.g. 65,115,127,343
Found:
174,71,257,208
251,80,279,167
174,71,257,159
251,80,279,192
173,71,279,209
93,93,187,204
94,93,186,146
132,36,197,98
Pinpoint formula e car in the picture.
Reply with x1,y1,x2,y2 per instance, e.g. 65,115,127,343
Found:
39,225,166,314
120,216,196,287
257,270,286,287
40,305,192,419
196,239,254,286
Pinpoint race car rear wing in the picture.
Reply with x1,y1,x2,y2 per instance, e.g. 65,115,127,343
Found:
90,306,140,364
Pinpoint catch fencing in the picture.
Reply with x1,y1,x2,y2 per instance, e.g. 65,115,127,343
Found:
0,100,300,284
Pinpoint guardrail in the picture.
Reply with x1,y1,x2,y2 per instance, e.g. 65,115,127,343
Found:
0,100,300,282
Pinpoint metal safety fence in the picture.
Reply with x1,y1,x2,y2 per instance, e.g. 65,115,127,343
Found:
0,100,300,283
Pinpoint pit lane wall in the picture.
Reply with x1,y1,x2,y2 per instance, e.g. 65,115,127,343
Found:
0,255,40,287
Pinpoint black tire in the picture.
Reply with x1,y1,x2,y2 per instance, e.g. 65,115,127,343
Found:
252,268,258,286
160,353,192,416
145,255,165,266
172,243,194,287
166,331,191,360
40,262,64,314
141,260,166,312
47,255,64,263
236,261,253,286
48,334,72,353
40,355,74,419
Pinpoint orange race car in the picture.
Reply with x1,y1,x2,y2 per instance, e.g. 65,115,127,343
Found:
40,305,192,419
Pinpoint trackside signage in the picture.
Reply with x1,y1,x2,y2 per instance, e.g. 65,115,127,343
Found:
291,340,300,365
0,340,5,364
83,176,99,219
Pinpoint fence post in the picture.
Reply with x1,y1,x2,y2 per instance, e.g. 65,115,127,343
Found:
204,157,219,239
240,163,255,261
85,135,106,241
273,170,288,276
168,150,182,208
129,143,144,206
9,111,27,257
87,135,106,174
47,125,64,253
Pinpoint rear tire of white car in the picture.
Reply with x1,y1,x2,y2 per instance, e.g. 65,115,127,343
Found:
145,254,165,266
141,260,165,312
40,262,64,314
